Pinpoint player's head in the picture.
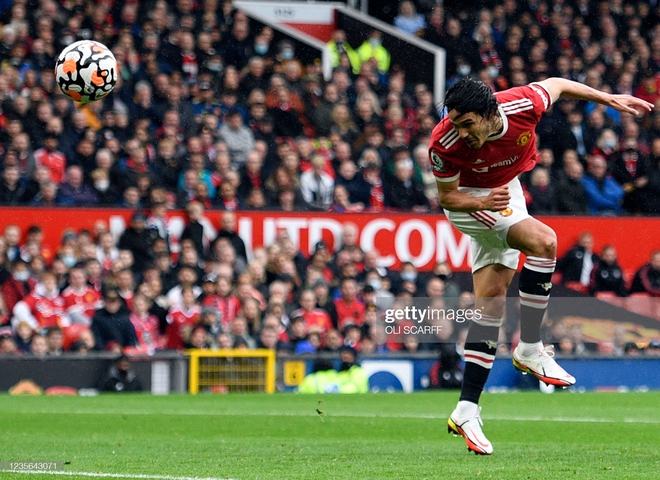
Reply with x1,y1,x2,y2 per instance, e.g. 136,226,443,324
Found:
444,77,499,150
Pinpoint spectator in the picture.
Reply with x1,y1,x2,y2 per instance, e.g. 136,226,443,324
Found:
46,326,64,355
98,354,143,392
129,293,163,352
12,271,65,330
300,155,334,210
219,109,255,167
91,288,137,351
58,165,98,206
591,246,628,297
630,251,660,297
555,160,589,214
33,133,66,184
165,287,201,350
327,30,360,75
0,164,30,205
582,155,624,215
229,315,256,349
180,201,206,259
2,260,35,314
525,166,557,214
611,137,650,214
385,151,430,211
237,151,265,199
118,212,155,274
394,1,426,36
357,30,391,74
213,211,248,263
557,232,598,288
61,267,101,326
334,278,365,331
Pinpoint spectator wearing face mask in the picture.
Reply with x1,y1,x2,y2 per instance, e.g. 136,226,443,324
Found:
357,30,391,74
1,260,36,314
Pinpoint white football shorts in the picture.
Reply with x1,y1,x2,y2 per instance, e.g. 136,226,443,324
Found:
443,177,531,273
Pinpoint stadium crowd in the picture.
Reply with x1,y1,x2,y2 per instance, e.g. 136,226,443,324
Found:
1,0,660,360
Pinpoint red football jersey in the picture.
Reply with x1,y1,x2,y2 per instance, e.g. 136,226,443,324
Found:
130,312,164,351
290,308,334,336
165,305,201,350
62,286,102,324
429,83,552,188
23,291,66,329
201,294,241,330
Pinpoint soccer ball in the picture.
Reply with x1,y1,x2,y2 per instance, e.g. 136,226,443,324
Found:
54,40,117,104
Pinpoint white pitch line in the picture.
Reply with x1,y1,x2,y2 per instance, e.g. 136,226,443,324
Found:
0,471,235,480
5,409,658,424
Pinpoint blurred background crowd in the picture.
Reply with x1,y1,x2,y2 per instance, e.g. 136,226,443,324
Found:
0,0,660,360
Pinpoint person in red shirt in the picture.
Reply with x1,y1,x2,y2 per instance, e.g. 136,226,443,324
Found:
12,271,66,330
129,293,163,353
61,267,102,326
165,287,201,350
333,278,365,331
202,276,241,330
33,133,66,184
291,289,333,338
430,76,652,455
1,260,36,314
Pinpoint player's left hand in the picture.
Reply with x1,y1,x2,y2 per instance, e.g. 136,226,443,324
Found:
607,94,654,116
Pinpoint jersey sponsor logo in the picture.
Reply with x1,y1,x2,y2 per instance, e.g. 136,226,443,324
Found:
493,155,519,168
499,207,513,217
430,152,446,172
472,158,488,173
516,131,532,146
471,155,519,173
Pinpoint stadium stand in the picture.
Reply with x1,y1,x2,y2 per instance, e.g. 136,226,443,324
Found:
0,0,660,368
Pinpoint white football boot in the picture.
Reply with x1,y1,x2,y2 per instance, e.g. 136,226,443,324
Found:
448,403,493,455
512,344,576,387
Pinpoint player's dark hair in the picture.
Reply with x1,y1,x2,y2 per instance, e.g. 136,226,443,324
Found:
444,77,498,118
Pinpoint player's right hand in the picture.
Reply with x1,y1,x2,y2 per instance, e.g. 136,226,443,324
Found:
483,186,510,211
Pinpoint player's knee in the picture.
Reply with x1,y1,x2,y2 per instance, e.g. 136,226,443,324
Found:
535,229,557,259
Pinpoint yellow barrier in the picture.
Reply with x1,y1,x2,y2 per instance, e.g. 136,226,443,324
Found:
186,349,276,394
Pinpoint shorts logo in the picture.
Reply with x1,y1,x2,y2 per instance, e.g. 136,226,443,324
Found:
499,207,513,217
430,152,446,172
516,131,532,146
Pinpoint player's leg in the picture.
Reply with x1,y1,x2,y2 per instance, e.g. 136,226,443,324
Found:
448,263,514,455
507,217,575,386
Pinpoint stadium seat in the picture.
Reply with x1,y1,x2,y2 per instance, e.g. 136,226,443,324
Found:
594,291,625,308
564,281,589,295
62,325,90,351
625,293,655,318
551,272,563,285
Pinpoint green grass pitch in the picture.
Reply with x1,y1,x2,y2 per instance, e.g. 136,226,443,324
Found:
1,391,660,479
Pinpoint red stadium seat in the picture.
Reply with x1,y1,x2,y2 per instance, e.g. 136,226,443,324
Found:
564,281,589,295
62,325,90,351
551,272,563,285
625,294,655,318
594,291,625,308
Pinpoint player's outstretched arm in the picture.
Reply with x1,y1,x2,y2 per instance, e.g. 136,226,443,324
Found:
538,77,654,116
436,178,510,213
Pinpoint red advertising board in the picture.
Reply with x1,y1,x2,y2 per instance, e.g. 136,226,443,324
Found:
0,207,658,273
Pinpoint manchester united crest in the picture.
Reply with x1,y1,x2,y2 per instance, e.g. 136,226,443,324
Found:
516,131,532,146
499,207,513,217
